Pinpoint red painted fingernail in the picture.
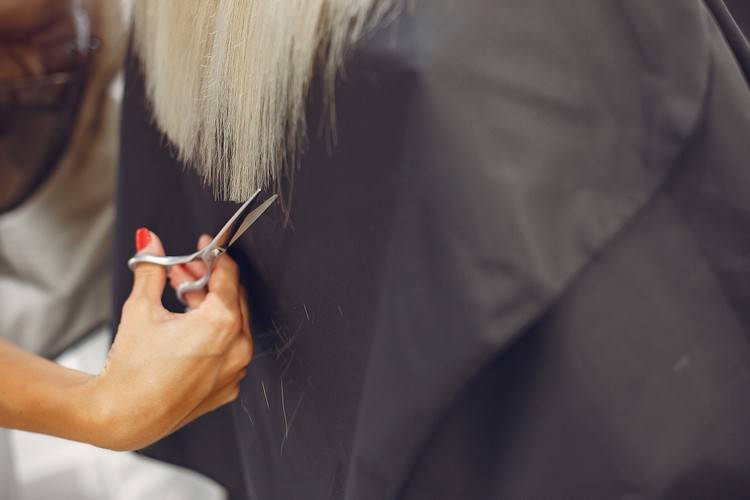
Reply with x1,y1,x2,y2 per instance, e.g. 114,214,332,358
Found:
135,227,151,252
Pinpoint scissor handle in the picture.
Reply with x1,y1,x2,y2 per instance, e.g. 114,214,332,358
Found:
127,251,201,270
126,191,276,308
128,248,223,306
176,268,212,305
175,249,225,306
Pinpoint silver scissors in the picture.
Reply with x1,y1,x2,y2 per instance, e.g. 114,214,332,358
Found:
128,189,277,306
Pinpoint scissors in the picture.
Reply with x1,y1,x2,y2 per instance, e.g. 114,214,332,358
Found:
128,189,277,306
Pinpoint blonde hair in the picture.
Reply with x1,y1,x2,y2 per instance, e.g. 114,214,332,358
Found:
133,0,393,201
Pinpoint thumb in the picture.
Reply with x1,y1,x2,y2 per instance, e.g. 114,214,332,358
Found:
129,227,167,306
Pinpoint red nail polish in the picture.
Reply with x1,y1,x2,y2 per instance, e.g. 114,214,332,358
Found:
135,227,151,252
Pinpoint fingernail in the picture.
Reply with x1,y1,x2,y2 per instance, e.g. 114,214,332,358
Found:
135,227,151,252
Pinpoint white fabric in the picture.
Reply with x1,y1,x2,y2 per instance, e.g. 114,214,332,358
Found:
0,429,20,500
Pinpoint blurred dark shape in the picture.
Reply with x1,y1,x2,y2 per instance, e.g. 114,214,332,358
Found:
0,2,97,212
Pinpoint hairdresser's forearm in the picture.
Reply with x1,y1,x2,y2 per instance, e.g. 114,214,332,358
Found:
0,338,104,445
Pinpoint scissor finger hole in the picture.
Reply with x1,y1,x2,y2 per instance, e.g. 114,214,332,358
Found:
176,273,211,306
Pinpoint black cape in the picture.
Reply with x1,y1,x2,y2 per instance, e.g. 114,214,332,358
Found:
115,1,750,498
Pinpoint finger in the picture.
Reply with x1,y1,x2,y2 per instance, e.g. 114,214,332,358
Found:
206,253,240,306
206,336,251,393
184,261,208,280
129,228,168,307
239,285,253,345
168,265,206,309
172,372,245,432
198,233,212,250
227,334,253,373
182,234,213,278
210,330,252,389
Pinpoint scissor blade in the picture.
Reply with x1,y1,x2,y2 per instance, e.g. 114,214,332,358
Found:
227,194,278,248
211,189,262,250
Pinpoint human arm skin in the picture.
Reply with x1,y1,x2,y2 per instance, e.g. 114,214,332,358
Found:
0,230,252,451
0,337,101,445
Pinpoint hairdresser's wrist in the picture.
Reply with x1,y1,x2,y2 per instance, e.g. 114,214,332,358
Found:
81,370,180,452
71,373,143,451
20,364,104,446
65,374,119,449
34,368,139,451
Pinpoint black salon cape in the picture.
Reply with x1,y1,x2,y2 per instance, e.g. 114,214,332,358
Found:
114,1,750,498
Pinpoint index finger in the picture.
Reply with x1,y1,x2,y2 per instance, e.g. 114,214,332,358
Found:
205,253,240,306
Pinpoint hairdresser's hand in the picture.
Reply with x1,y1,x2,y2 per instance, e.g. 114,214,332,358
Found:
91,229,252,451
167,234,214,309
